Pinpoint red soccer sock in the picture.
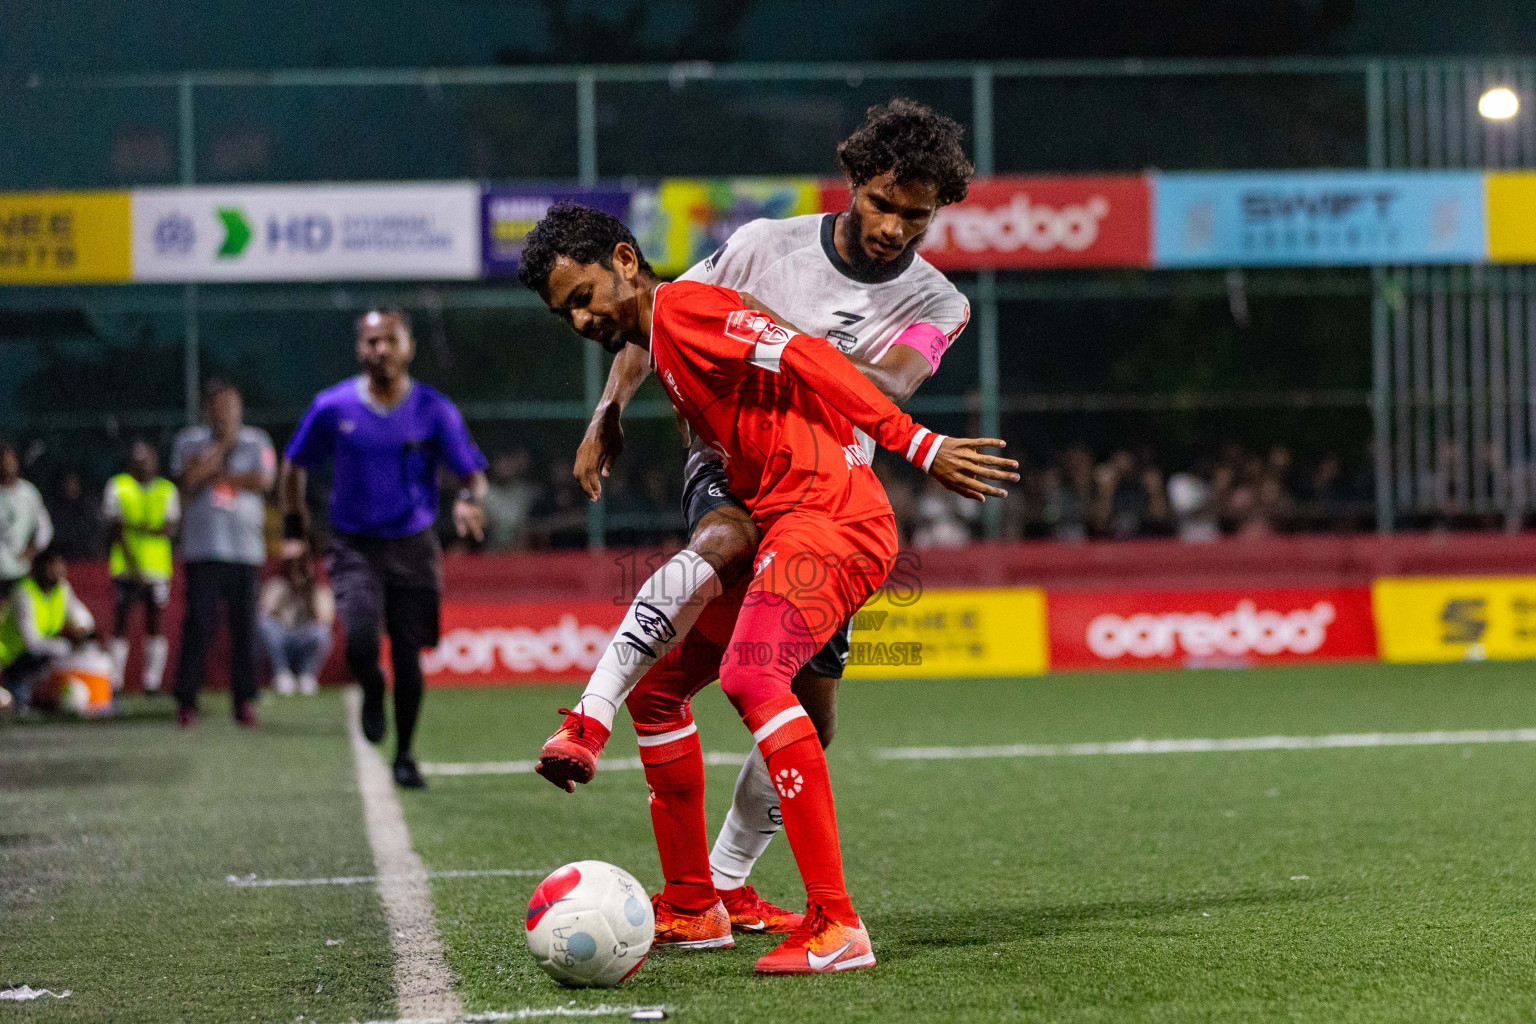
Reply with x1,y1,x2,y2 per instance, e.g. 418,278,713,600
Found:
636,718,717,913
745,695,857,925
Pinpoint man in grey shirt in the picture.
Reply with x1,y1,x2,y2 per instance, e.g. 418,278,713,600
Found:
170,380,275,728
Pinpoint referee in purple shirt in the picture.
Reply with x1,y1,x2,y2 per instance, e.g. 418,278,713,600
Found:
279,307,488,789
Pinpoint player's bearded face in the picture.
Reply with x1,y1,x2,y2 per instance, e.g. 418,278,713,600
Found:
846,171,939,272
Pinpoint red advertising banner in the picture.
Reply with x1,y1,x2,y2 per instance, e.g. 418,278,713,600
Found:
422,600,623,686
819,175,1151,270
1047,587,1378,670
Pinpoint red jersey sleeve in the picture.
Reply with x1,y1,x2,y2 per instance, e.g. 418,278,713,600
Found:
654,282,947,470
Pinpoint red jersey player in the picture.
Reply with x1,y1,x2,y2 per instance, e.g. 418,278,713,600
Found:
518,203,1017,975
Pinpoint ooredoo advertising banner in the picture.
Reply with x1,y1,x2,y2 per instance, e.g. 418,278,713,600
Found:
482,185,631,276
131,183,481,281
422,600,624,685
0,191,132,284
1153,171,1487,267
1047,587,1378,670
822,175,1152,270
1372,577,1536,664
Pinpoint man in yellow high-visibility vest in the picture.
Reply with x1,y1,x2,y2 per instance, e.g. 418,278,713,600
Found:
103,440,180,693
0,545,94,711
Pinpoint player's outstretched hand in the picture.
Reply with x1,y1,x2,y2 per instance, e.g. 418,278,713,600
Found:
574,402,625,502
927,437,1019,502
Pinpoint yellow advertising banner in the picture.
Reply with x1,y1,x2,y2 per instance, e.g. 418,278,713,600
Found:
1486,172,1536,263
0,191,132,283
1372,576,1536,663
640,178,821,276
843,587,1048,679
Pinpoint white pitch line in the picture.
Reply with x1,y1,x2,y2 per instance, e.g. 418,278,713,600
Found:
878,728,1536,761
226,868,548,888
321,1006,669,1024
423,751,747,777
346,687,462,1023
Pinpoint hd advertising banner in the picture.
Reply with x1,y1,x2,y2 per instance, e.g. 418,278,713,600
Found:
0,191,132,284
1153,171,1487,267
481,185,632,276
131,183,481,281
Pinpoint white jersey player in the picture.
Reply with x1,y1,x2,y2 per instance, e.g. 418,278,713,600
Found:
555,98,976,934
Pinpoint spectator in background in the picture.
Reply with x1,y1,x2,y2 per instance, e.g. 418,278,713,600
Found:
104,440,180,694
49,469,102,561
530,456,588,548
1041,446,1094,541
259,557,335,697
874,462,918,544
911,477,978,548
0,440,53,595
1168,458,1224,543
170,381,276,729
482,449,538,551
0,546,93,712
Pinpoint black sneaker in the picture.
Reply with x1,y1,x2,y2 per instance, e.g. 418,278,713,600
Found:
360,689,386,744
393,754,427,790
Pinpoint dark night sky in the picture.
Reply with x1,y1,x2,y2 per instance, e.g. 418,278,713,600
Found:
2,0,1532,74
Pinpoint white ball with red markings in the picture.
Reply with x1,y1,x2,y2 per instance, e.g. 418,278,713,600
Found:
525,860,654,987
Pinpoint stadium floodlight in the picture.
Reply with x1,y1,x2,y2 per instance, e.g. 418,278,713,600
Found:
1478,87,1520,120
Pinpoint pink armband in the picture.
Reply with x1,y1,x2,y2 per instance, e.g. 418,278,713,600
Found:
890,322,951,373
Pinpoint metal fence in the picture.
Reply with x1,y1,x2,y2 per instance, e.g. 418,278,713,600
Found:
1,57,1533,542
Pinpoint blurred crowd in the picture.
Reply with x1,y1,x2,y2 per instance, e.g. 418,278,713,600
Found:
14,436,1380,563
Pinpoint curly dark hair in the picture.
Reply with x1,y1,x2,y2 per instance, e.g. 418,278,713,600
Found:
836,98,973,207
517,201,655,293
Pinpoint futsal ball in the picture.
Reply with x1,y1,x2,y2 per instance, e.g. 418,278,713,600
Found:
525,860,653,987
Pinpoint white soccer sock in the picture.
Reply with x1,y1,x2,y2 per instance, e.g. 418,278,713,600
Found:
709,746,780,891
142,636,169,693
107,637,130,692
576,550,722,731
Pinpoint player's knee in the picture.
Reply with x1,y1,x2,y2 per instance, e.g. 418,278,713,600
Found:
688,510,759,587
344,631,381,672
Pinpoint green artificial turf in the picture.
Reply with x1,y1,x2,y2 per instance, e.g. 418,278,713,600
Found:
7,662,1536,1023
407,662,1536,1023
0,692,394,1024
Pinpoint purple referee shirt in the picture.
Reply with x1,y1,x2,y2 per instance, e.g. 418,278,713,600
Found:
285,377,487,539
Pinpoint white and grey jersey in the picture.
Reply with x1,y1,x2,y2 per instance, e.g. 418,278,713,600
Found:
677,212,969,365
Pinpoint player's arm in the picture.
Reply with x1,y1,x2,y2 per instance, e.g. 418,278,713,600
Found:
277,459,309,558
844,344,933,406
574,342,652,502
776,332,1018,501
101,483,139,577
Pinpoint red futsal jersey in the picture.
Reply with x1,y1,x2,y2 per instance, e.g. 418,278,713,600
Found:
648,281,946,527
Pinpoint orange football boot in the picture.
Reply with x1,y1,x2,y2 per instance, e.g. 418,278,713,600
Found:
651,894,735,950
718,885,805,934
535,709,610,792
754,904,875,975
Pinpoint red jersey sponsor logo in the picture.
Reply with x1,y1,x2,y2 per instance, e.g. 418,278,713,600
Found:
820,175,1151,270
1047,587,1377,669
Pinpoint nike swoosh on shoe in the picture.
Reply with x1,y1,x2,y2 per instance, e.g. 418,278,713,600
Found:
807,940,854,970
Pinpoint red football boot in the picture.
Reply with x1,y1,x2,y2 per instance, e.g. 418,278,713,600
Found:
535,708,611,792
651,894,734,950
718,885,804,934
755,904,875,975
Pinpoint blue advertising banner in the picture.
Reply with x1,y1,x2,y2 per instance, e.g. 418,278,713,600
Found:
1153,172,1487,267
481,185,631,276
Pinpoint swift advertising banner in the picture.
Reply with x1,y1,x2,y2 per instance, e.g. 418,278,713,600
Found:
131,183,481,281
1047,587,1378,670
0,191,132,284
821,175,1152,270
1153,171,1487,267
638,177,821,276
481,184,631,276
1372,577,1536,664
